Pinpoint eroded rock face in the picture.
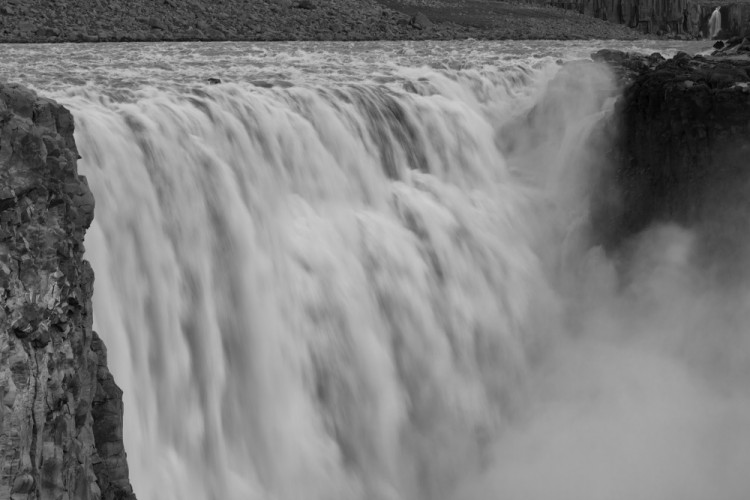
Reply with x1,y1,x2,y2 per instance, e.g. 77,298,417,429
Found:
596,53,750,277
551,0,750,38
0,83,135,500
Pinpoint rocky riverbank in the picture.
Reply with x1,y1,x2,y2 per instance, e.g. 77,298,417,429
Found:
0,83,135,500
0,0,647,42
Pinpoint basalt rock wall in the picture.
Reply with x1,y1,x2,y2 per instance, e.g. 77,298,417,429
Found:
0,83,135,500
597,53,750,277
548,0,750,37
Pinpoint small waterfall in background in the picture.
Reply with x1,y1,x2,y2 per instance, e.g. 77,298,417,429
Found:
51,48,750,500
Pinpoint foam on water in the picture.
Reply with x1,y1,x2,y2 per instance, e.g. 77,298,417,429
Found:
2,41,747,500
0,39,706,93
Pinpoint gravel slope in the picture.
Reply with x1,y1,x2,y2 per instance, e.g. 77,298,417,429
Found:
0,0,646,42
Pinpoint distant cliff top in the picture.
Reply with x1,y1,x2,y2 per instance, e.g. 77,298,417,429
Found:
0,0,645,42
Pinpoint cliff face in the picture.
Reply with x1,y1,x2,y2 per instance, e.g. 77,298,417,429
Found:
549,0,750,37
0,83,134,500
0,0,644,42
597,54,750,277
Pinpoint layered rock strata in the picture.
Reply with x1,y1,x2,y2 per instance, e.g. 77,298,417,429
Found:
0,83,135,500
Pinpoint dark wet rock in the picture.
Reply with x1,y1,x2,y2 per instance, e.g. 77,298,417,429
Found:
713,36,750,56
91,333,132,500
208,78,222,85
591,49,665,84
597,54,750,275
0,83,136,500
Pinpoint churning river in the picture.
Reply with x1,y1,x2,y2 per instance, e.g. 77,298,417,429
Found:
2,40,749,500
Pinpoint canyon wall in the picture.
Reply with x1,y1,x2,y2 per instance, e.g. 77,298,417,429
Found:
594,52,750,280
0,83,134,500
548,0,750,37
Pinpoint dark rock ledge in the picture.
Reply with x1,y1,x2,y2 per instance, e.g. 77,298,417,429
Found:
0,83,135,500
593,51,750,278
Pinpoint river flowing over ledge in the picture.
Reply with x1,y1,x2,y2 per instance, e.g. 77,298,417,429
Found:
2,41,750,500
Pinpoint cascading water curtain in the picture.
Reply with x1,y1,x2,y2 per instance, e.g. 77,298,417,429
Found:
66,60,622,500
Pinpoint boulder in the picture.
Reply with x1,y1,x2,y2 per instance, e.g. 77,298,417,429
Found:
204,27,227,39
37,26,61,37
410,12,433,30
712,36,750,56
183,27,206,39
148,16,167,30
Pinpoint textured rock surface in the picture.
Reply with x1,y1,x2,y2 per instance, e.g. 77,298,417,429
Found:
592,48,666,83
596,53,750,270
0,83,135,500
0,0,643,42
713,34,750,54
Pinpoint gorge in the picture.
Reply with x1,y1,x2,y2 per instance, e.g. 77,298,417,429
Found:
1,41,750,500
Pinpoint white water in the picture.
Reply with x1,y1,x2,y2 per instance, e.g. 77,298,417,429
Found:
709,8,722,39
3,41,749,500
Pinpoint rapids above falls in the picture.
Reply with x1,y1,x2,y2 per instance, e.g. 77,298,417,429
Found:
2,40,748,500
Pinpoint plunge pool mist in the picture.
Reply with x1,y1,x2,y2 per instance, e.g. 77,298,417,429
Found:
2,40,748,500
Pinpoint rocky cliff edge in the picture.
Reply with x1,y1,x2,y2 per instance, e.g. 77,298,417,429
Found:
593,51,750,280
0,83,135,500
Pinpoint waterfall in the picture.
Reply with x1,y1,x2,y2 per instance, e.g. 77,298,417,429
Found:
709,7,722,39
59,54,750,500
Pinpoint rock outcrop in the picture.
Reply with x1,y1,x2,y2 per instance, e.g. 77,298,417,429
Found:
591,48,666,83
712,34,750,55
0,83,135,500
595,52,750,275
